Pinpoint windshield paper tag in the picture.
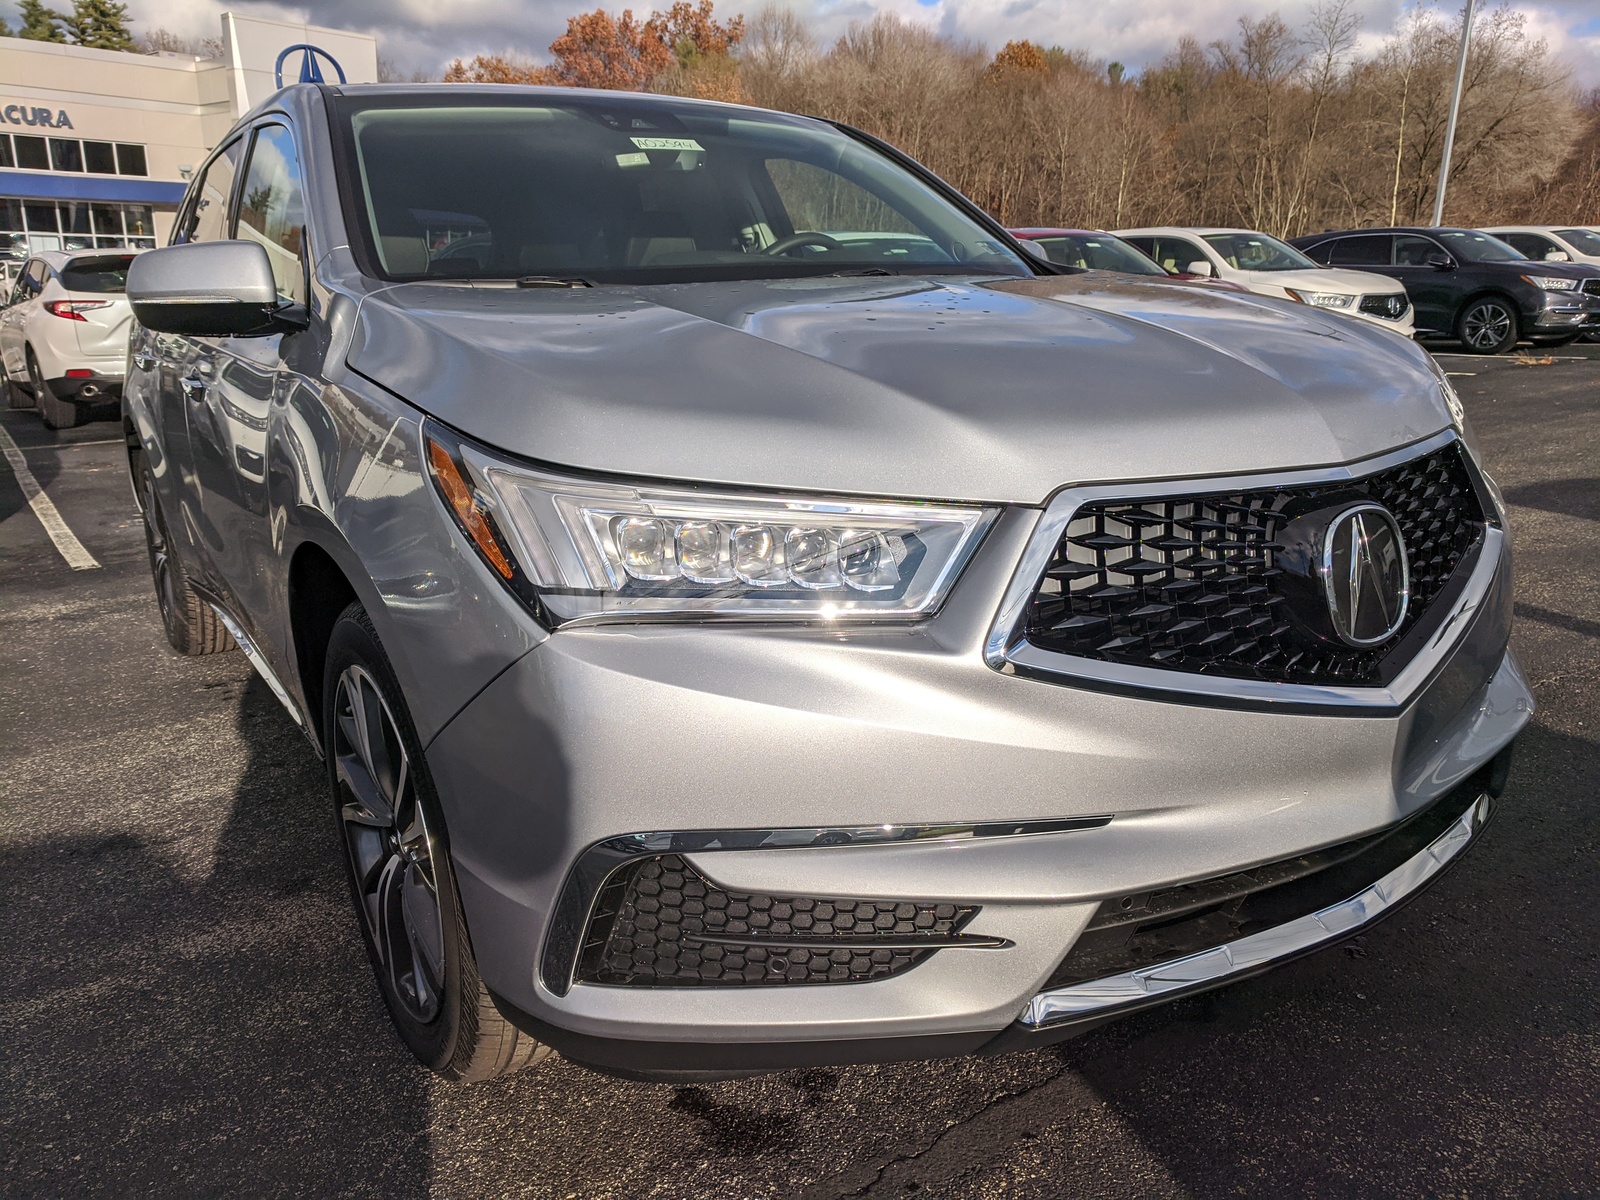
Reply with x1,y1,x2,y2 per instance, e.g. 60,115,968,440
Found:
630,136,704,152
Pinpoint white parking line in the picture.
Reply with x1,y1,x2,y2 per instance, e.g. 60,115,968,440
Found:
0,423,102,570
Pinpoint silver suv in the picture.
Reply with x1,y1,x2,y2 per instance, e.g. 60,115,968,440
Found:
124,85,1529,1082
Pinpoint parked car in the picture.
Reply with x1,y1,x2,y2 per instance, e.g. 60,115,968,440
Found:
1477,225,1600,267
1115,226,1416,335
0,248,140,428
124,85,1527,1083
1008,227,1247,290
1290,227,1600,353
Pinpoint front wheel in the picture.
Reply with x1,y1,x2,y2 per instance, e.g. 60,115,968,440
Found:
325,603,550,1082
1456,298,1520,354
133,446,234,656
3,356,33,409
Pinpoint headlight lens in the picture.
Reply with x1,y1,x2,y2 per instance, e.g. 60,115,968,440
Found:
1286,289,1355,309
425,423,996,626
1522,275,1578,291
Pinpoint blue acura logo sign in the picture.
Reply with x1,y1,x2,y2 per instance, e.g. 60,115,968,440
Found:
274,44,348,89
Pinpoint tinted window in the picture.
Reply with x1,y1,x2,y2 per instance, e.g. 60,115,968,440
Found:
182,139,243,244
1031,233,1165,274
1556,228,1600,255
83,141,116,174
50,138,83,172
0,136,13,169
1435,230,1524,262
60,254,136,293
1395,235,1445,266
23,202,58,233
115,144,148,177
235,124,308,304
13,135,47,171
1328,235,1392,266
1202,232,1317,271
338,97,1028,284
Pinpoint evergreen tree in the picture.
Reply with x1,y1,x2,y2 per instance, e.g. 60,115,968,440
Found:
0,16,12,37
17,0,67,42
62,0,134,51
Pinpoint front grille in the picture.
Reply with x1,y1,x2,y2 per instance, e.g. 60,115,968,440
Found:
1041,756,1501,992
1581,279,1600,297
576,854,989,987
1358,292,1408,319
1021,442,1486,685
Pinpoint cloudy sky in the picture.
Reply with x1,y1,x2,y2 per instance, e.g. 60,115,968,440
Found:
17,0,1600,87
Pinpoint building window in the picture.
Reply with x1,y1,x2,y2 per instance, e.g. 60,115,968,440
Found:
1,199,160,256
83,140,116,175
0,134,150,177
50,138,84,172
115,144,148,177
13,135,48,171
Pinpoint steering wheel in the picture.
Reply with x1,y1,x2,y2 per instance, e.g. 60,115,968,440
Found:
763,232,846,257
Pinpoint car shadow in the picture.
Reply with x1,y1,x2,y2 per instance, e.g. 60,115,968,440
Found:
1500,475,1600,522
1,673,433,1197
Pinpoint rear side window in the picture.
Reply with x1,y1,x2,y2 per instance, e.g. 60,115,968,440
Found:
1148,236,1208,273
1328,235,1392,266
1500,232,1558,259
234,124,308,304
59,254,136,293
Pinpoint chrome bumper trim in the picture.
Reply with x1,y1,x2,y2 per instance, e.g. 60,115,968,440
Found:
1019,791,1492,1029
207,602,304,727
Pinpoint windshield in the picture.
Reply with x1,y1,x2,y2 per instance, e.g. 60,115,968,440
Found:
1556,228,1600,255
1201,232,1317,271
1435,230,1525,262
336,95,1029,284
1028,233,1165,275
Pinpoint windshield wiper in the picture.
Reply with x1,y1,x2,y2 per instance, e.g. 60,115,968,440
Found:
825,267,898,277
517,275,594,288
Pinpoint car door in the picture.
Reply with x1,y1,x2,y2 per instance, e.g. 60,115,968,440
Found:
0,259,44,376
1389,235,1458,334
185,121,309,634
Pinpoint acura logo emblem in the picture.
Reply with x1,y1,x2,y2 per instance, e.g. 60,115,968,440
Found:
1322,504,1409,646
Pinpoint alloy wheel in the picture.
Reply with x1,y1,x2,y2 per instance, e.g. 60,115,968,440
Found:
1462,302,1513,351
333,665,446,1024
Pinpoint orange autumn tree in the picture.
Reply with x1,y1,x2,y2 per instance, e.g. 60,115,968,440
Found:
542,8,674,90
648,0,746,100
442,53,553,83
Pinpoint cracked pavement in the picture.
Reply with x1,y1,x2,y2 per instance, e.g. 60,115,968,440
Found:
2,344,1597,1198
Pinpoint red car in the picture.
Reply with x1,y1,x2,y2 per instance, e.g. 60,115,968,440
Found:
1009,228,1250,291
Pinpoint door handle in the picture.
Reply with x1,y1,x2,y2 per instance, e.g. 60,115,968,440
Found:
180,376,207,402
133,353,156,371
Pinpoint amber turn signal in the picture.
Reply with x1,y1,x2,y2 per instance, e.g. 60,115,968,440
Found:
426,438,515,580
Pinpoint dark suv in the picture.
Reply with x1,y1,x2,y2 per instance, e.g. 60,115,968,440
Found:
1289,227,1600,353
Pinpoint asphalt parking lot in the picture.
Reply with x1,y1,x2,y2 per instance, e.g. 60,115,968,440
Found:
3,344,1597,1199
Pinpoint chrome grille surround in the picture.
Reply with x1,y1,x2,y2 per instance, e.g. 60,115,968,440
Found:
986,430,1505,711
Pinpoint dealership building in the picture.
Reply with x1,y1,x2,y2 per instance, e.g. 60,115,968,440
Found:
0,12,377,258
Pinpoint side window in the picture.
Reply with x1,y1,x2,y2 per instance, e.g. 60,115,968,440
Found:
7,260,33,305
234,124,308,304
1328,235,1392,266
1502,232,1554,260
25,260,47,296
1152,237,1208,273
186,139,243,245
1394,236,1443,267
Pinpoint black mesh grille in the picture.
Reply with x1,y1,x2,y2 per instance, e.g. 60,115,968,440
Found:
1022,442,1486,685
1358,293,1408,319
577,855,984,987
1581,279,1599,297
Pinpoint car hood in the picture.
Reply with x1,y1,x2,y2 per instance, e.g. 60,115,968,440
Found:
346,272,1451,505
1241,267,1405,294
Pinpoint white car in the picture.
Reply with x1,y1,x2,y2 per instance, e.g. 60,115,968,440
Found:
1117,227,1416,336
0,249,140,429
1478,225,1600,268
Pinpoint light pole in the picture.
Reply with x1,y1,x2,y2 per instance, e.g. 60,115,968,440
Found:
1431,0,1476,227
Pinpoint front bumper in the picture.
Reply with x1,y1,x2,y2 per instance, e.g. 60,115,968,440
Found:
423,450,1531,1077
1531,297,1600,330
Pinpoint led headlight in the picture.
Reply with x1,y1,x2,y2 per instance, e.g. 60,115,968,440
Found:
1286,289,1355,309
1521,275,1578,291
424,423,996,626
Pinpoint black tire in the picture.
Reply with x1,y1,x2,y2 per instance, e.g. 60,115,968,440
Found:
3,357,33,409
28,348,87,429
132,445,234,656
1455,297,1520,355
324,603,550,1082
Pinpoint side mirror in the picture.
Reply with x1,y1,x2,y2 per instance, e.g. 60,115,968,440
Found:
1185,260,1214,277
127,240,307,337
1544,249,1571,262
1016,239,1051,263
1426,253,1455,271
